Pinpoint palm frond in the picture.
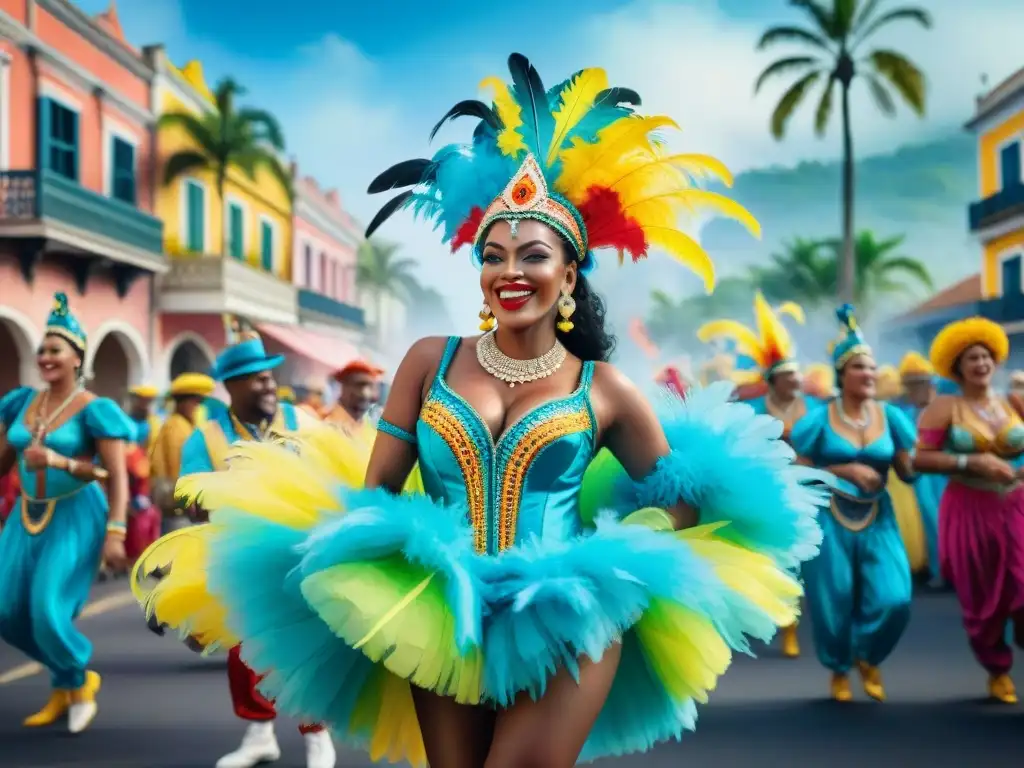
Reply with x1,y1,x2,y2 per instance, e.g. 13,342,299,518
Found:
863,74,896,117
866,50,926,114
163,150,209,186
789,0,839,38
234,149,294,201
770,71,822,139
852,0,884,31
754,56,822,93
878,255,933,288
813,74,837,136
833,0,858,36
236,108,286,150
853,6,932,48
756,25,833,51
158,112,218,153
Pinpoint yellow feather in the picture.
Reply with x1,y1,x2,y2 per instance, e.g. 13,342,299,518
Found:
644,226,716,292
545,68,609,168
480,76,525,159
774,301,805,324
752,292,796,367
696,319,764,365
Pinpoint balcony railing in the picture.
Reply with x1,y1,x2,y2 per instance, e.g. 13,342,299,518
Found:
0,169,163,255
297,288,366,328
969,181,1024,232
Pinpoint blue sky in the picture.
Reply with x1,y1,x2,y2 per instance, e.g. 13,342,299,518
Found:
77,0,1024,315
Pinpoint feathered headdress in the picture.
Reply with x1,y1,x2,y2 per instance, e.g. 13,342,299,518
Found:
365,53,759,289
45,291,87,351
897,351,935,383
696,292,805,385
828,304,872,370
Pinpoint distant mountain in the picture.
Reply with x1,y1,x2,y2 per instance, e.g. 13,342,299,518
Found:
593,131,979,338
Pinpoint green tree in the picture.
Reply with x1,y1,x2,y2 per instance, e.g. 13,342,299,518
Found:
754,0,931,302
821,230,932,310
749,236,835,306
161,78,293,254
356,240,422,344
646,276,753,347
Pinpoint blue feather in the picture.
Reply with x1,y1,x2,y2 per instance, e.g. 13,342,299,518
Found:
429,143,515,242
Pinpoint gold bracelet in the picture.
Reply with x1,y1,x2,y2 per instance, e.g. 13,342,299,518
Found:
106,522,127,538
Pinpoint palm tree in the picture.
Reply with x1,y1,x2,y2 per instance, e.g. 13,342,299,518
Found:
754,0,931,302
821,230,932,311
646,276,753,347
161,78,293,254
750,237,835,306
356,240,422,344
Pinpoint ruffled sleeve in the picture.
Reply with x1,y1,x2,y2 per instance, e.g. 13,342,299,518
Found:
884,402,917,453
0,386,34,428
83,397,136,441
789,402,829,461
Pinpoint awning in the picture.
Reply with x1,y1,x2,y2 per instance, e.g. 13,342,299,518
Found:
258,323,360,372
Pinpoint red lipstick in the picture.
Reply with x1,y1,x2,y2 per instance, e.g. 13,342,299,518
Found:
496,282,536,312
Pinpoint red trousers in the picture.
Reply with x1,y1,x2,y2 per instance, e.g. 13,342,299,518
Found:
227,645,323,733
126,507,162,561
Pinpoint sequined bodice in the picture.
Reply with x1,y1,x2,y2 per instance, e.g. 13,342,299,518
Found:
947,397,1024,458
415,336,597,555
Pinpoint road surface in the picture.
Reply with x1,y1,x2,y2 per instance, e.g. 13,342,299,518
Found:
1,584,1021,767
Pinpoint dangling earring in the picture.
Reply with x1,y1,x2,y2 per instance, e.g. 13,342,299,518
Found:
479,303,496,332
556,290,576,333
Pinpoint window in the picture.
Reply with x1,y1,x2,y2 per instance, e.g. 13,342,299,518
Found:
1001,254,1022,297
260,219,274,271
227,202,244,259
1000,141,1022,191
111,137,135,204
185,180,205,252
43,98,78,181
304,244,313,287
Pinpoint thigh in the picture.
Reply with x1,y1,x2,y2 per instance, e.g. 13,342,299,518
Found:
485,643,621,768
412,686,495,768
858,504,912,611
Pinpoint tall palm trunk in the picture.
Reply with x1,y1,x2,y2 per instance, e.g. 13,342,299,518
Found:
839,81,856,303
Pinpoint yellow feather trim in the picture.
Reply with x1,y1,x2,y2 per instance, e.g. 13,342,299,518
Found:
546,68,609,168
697,320,764,364
928,317,1009,380
480,76,525,158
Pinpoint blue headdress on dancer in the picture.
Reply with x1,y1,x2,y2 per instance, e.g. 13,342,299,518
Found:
829,304,872,370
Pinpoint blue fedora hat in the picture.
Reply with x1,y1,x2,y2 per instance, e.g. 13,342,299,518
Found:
210,338,285,382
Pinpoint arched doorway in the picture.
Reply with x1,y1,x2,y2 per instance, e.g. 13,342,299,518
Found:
0,315,36,393
90,333,131,400
170,339,214,378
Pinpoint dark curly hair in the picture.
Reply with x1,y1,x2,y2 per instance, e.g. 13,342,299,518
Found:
556,235,616,362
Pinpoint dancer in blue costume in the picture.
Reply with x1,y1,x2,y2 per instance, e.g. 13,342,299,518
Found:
791,305,916,703
0,292,134,733
896,352,947,587
134,54,826,767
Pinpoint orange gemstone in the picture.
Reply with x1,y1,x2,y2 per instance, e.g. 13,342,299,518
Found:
511,175,537,204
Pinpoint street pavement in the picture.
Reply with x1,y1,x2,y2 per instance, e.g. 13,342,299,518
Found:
0,584,1021,767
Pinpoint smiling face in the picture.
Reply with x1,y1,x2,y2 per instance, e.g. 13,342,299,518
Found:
37,333,83,386
840,354,877,399
955,344,996,388
479,219,577,333
769,369,802,399
225,369,278,421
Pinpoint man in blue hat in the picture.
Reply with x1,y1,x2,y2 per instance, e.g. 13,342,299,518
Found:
176,319,335,768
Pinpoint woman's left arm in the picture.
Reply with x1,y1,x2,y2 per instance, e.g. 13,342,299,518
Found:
96,438,129,527
886,403,918,482
597,366,698,530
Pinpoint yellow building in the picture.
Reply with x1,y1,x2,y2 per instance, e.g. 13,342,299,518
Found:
969,66,1024,300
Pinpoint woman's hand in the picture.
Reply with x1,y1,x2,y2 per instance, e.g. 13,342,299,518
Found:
23,446,49,471
102,533,129,571
968,453,1016,484
846,463,884,493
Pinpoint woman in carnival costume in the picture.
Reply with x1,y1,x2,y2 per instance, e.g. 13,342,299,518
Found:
698,292,816,659
133,54,825,766
897,352,947,587
803,363,836,402
912,318,1024,703
791,305,916,702
0,292,134,732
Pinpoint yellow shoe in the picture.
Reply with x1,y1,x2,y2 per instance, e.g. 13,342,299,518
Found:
781,624,800,658
857,661,886,702
988,674,1018,704
23,690,71,727
830,673,853,702
68,671,102,734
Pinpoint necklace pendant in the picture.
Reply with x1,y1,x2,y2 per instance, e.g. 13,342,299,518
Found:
509,382,515,388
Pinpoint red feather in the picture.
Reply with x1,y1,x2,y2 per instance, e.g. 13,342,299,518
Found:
577,186,648,262
450,207,484,252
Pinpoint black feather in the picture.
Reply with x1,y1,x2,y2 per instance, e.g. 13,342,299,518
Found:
507,53,553,153
595,88,642,108
429,100,500,142
366,159,435,194
364,190,414,238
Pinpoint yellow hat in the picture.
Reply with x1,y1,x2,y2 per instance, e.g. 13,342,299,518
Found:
277,385,297,403
875,365,903,401
169,373,216,398
929,317,1009,380
129,384,160,399
898,351,934,382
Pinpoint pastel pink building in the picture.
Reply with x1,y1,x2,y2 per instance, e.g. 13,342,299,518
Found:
287,165,367,389
0,0,163,397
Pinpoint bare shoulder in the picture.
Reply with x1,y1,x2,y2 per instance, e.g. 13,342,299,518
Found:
918,394,955,427
590,361,650,428
591,361,640,398
928,395,956,416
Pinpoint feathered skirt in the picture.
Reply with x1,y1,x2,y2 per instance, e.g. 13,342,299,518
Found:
132,384,826,765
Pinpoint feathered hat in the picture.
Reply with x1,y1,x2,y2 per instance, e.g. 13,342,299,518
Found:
928,317,1009,380
803,363,836,398
364,53,759,288
211,314,284,382
696,293,805,385
897,351,935,383
828,304,872,370
45,292,86,352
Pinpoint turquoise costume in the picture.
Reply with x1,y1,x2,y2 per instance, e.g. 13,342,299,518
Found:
894,398,947,579
179,402,300,476
0,295,134,693
792,306,915,675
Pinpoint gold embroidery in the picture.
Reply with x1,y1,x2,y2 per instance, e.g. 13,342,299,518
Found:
21,497,57,535
420,400,487,554
497,410,592,551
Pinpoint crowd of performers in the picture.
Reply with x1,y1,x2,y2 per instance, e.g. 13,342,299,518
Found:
0,51,1021,768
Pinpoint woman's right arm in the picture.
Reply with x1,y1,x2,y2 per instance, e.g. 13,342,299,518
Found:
912,396,964,475
364,337,447,493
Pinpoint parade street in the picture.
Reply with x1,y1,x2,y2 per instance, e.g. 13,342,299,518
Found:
0,586,1021,768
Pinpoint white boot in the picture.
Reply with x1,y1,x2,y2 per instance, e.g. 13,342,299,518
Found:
216,722,281,768
305,730,336,768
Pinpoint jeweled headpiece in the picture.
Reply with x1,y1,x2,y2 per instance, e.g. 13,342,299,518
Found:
697,293,805,385
828,304,872,370
45,292,86,351
364,53,759,288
